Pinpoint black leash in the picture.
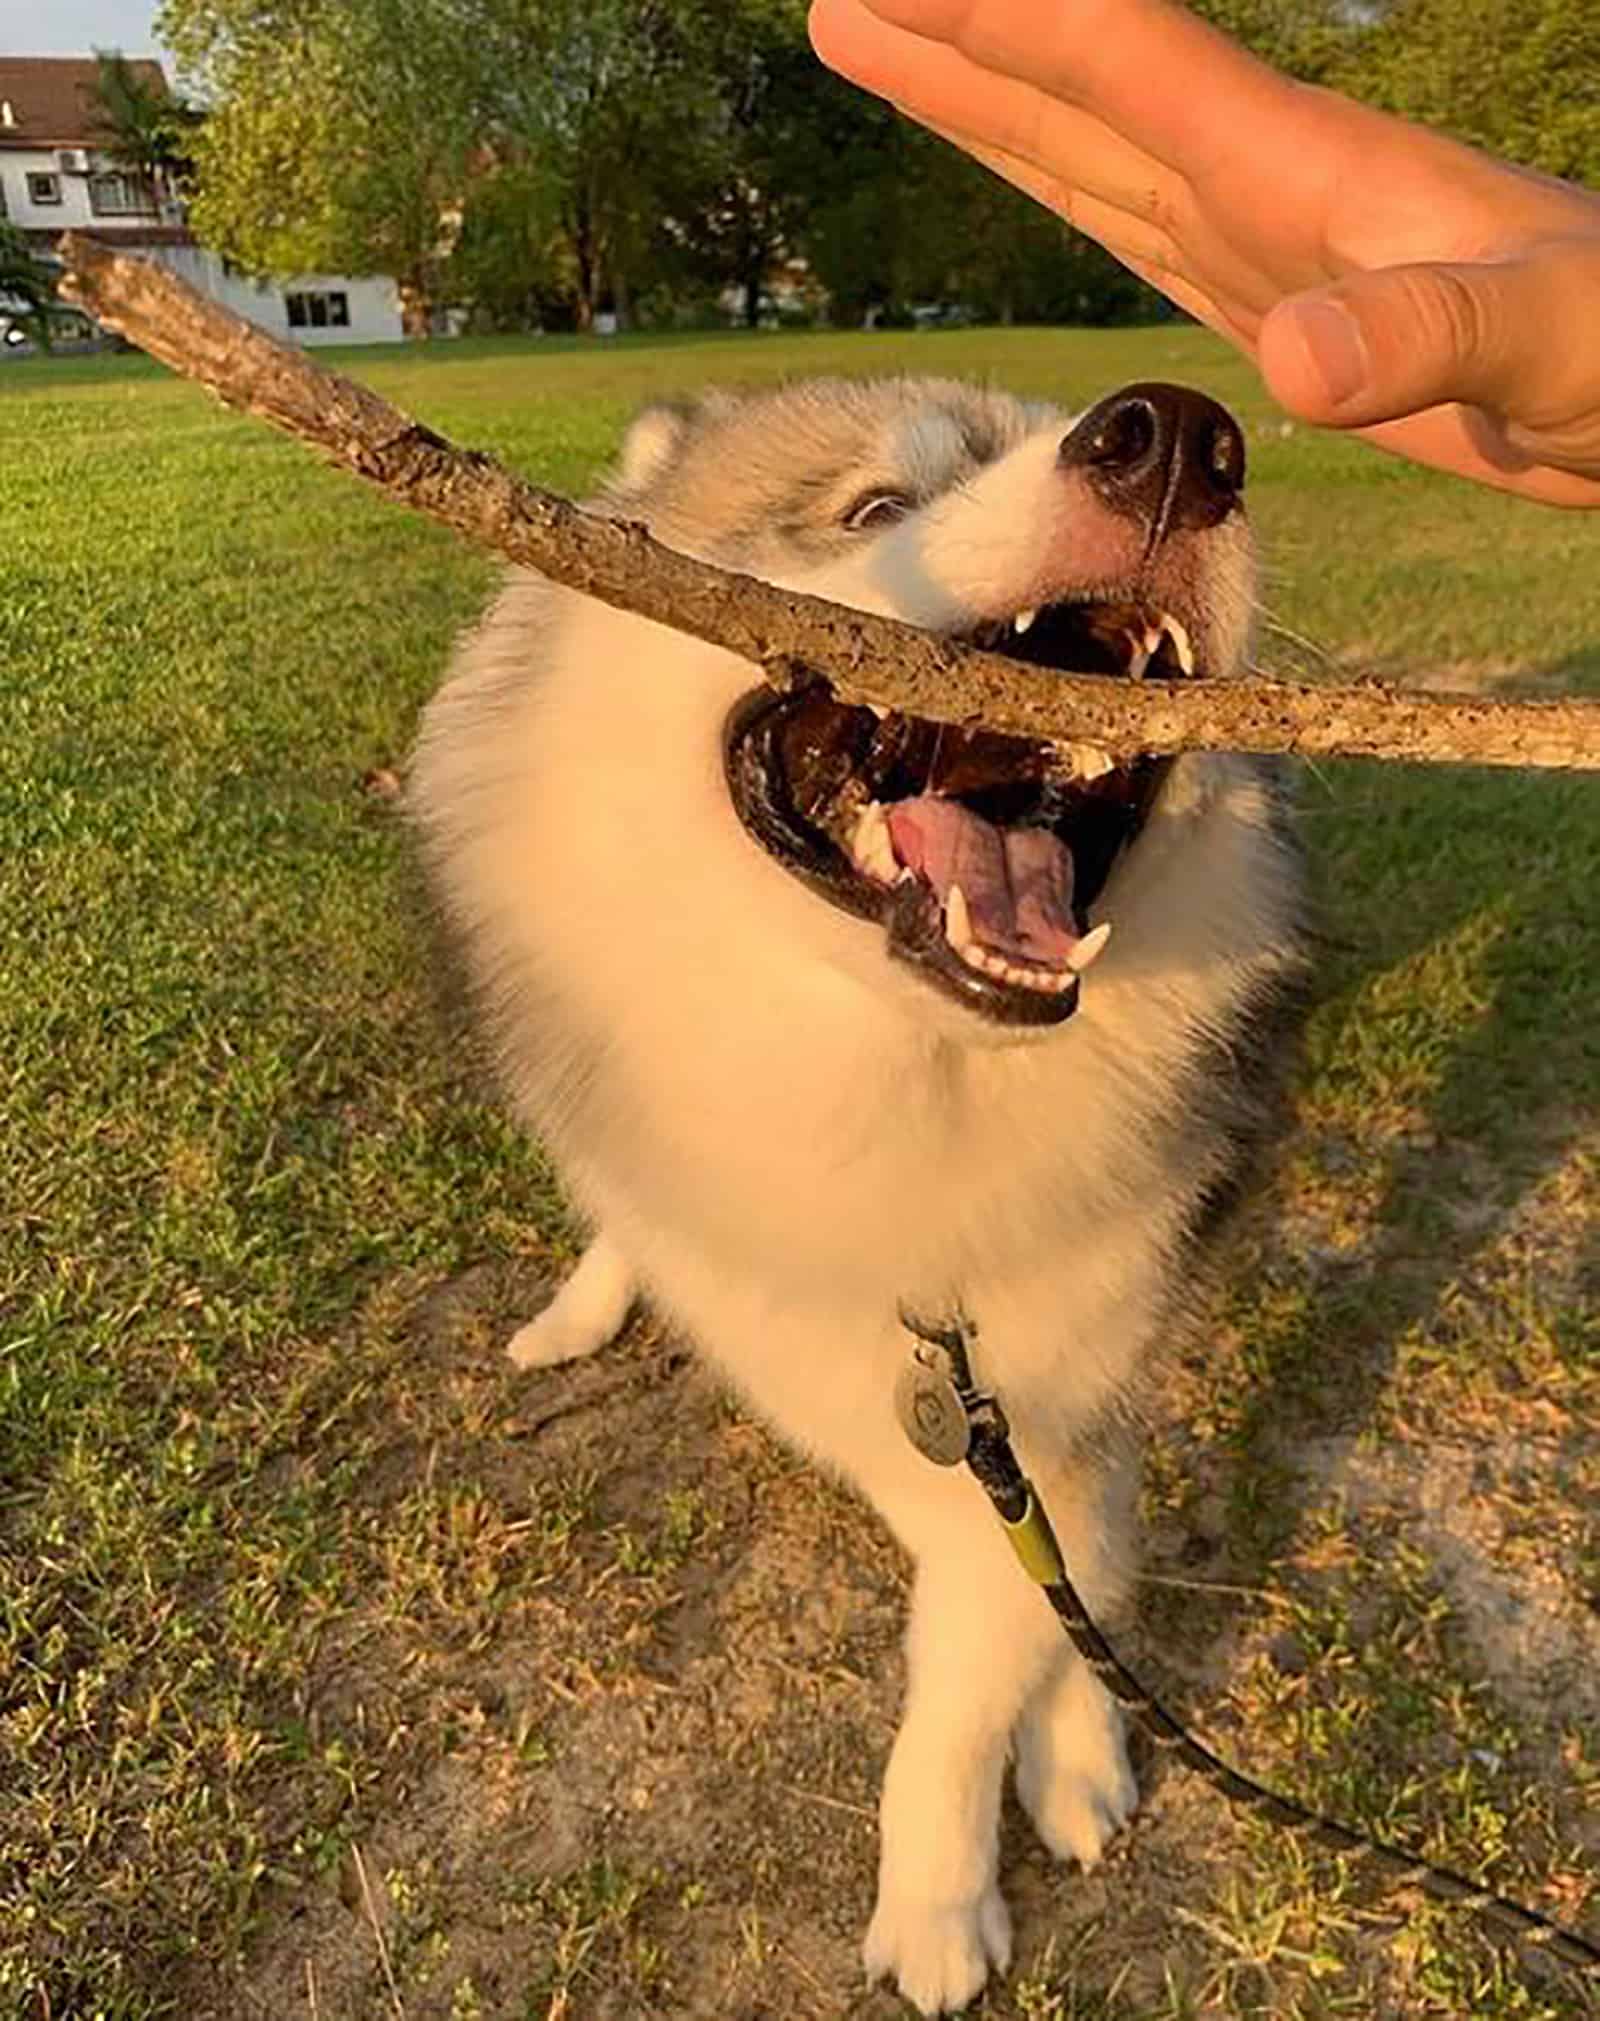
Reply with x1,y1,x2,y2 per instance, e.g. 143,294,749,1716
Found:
895,1307,1600,1995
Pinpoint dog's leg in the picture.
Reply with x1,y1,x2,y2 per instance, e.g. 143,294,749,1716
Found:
506,1234,634,1369
1012,1442,1139,1870
862,1515,1058,2017
1014,1648,1138,1869
1013,1445,1139,1870
864,1451,1135,2015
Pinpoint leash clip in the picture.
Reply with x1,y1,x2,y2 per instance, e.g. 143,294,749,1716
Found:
895,1306,979,1467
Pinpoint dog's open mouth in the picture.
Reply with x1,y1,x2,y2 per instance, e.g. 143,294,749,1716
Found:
724,597,1191,1026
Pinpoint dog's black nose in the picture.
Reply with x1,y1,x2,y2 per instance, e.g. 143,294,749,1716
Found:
1060,382,1245,534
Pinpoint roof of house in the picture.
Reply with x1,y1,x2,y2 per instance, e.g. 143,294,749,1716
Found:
0,55,171,150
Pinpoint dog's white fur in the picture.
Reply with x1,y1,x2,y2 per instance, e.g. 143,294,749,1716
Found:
410,378,1306,2014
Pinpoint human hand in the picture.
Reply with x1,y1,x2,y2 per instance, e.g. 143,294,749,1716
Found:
809,0,1600,506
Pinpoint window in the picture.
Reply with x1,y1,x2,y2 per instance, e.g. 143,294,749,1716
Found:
87,172,156,217
285,289,351,332
26,172,61,206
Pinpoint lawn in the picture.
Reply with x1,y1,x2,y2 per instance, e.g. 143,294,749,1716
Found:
2,324,1598,2021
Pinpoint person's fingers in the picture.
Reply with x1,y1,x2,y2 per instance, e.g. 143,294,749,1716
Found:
810,0,1292,177
814,0,1168,222
1259,240,1600,478
919,122,1270,344
1350,407,1600,509
1120,254,1258,352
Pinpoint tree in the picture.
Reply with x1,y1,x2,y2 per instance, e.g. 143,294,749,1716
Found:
465,0,718,331
447,156,575,331
0,221,63,347
1335,0,1600,183
92,49,203,198
159,0,485,335
657,0,838,328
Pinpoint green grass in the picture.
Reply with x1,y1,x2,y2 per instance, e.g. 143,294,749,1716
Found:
2,327,1598,2021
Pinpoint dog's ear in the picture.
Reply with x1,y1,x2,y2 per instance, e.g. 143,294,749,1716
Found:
615,393,739,493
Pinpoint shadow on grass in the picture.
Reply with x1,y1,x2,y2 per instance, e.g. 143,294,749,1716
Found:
1138,647,1600,1749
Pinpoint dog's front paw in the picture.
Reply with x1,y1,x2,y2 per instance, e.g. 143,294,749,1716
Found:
863,1885,1011,2016
505,1307,597,1368
506,1237,633,1370
1015,1661,1138,1870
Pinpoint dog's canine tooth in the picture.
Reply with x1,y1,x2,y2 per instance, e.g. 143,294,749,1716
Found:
1161,613,1196,675
1059,742,1114,783
1013,608,1038,637
944,883,974,951
1067,922,1113,975
853,801,900,884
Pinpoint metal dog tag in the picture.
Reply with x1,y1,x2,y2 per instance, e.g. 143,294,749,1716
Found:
895,1349,971,1467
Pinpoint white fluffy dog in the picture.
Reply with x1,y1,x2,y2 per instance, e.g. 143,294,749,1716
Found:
409,375,1307,2014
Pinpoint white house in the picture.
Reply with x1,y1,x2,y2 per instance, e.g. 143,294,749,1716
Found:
0,55,407,347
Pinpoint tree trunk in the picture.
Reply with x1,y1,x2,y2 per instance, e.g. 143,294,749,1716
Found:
739,199,764,329
571,201,598,333
397,279,433,341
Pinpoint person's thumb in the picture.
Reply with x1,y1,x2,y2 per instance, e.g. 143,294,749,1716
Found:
1258,242,1600,457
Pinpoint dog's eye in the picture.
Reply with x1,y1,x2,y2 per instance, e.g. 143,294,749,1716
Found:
842,492,912,533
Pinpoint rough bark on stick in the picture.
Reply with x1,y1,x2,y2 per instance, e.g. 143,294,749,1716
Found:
59,230,1600,773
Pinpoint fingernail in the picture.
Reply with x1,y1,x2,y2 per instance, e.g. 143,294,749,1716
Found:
1293,298,1369,408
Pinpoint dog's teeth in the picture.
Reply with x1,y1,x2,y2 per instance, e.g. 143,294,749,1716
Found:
1059,741,1114,783
1013,608,1038,637
944,883,974,951
868,704,890,721
1127,639,1152,680
1161,613,1196,675
1067,922,1113,975
852,801,900,884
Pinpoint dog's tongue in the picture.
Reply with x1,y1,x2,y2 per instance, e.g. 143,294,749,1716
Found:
886,797,1077,965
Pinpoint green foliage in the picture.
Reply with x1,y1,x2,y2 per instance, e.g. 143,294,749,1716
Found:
1190,0,1600,184
160,0,485,329
447,158,573,332
157,0,1600,337
463,0,715,329
1336,0,1600,182
159,0,1166,333
0,220,62,347
92,48,203,191
656,0,848,326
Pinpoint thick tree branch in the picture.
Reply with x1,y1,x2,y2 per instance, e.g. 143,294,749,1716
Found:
60,231,1600,772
